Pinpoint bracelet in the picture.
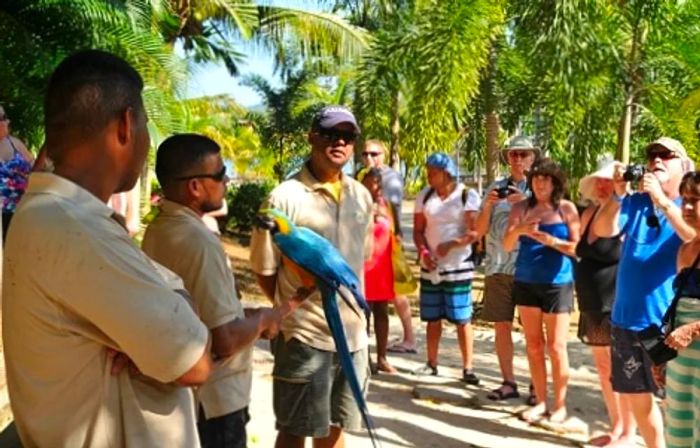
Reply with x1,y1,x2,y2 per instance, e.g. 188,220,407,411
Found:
657,200,673,213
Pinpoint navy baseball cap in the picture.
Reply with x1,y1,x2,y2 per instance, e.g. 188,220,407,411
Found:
311,105,361,134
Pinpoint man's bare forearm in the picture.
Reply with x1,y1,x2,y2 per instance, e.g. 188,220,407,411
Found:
256,274,277,303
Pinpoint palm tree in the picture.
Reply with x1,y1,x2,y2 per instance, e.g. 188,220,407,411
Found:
509,0,700,171
1,0,187,148
358,0,504,177
162,0,369,75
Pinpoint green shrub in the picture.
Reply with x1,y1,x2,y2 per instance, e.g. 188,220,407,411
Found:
225,181,275,232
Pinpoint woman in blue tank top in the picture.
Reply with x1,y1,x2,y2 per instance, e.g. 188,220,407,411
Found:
503,158,580,426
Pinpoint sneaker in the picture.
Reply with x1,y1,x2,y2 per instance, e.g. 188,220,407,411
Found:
413,363,438,376
462,370,480,385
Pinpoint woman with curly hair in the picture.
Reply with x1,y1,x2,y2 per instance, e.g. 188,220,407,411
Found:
504,157,580,425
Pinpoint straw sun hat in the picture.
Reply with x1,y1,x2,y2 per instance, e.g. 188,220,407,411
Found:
578,158,616,203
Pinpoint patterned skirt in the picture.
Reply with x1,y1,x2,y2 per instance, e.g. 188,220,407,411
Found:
665,297,700,448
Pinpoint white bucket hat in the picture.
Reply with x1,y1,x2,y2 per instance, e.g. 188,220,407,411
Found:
579,158,616,203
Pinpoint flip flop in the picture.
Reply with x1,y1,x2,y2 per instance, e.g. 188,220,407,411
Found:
519,407,549,424
487,381,520,401
387,343,417,354
587,434,614,447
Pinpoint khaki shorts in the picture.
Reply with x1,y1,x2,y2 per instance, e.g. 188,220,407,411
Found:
482,274,515,322
272,337,369,438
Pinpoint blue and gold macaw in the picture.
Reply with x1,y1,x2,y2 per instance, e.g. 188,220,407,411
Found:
258,208,378,447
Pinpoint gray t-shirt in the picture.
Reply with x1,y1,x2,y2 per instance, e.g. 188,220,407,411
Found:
481,177,529,276
381,166,404,235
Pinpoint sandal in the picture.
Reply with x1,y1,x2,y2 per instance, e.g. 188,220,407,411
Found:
487,381,520,401
387,342,417,354
525,383,537,406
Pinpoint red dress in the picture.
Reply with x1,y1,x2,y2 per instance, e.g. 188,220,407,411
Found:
364,199,396,301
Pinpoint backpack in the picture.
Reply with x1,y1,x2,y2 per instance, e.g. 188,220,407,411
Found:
422,186,485,267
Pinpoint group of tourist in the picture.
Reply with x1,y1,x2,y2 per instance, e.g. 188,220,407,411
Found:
406,134,700,448
0,48,699,448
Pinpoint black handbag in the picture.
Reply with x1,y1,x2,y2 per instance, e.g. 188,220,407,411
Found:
637,250,700,365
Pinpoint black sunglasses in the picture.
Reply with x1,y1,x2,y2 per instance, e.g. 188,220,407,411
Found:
316,128,357,143
646,150,677,161
175,166,227,182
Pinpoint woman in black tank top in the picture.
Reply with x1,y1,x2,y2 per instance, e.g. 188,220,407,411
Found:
575,162,635,446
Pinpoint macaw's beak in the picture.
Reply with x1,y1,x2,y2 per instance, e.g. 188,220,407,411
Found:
255,214,278,233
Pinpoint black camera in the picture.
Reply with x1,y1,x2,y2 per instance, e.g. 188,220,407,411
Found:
496,186,512,199
495,180,516,199
623,164,647,182
637,324,677,365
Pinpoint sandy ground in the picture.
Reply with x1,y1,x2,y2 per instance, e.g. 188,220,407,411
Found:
241,315,643,448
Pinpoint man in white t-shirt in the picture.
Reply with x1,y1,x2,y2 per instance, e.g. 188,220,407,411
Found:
412,152,481,384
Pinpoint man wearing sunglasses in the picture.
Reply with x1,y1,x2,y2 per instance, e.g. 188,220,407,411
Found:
595,137,695,448
474,135,536,402
250,106,373,448
142,134,307,448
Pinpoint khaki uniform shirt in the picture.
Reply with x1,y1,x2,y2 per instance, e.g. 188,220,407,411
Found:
249,165,373,352
2,173,208,448
143,200,251,419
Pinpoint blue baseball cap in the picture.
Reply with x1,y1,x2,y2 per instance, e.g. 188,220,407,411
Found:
426,152,458,178
312,105,361,133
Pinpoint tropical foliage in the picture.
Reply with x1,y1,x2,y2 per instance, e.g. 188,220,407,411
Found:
2,0,700,197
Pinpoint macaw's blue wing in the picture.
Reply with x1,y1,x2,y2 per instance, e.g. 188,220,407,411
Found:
318,282,378,448
274,226,370,316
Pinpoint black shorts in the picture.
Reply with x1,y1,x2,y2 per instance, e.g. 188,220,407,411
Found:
198,406,250,448
611,326,659,394
513,281,573,314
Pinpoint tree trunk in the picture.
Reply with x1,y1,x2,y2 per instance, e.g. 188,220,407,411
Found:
389,89,400,170
139,160,151,218
617,92,633,163
616,12,646,164
485,111,500,184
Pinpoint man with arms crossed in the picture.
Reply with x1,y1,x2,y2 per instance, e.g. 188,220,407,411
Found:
3,50,211,447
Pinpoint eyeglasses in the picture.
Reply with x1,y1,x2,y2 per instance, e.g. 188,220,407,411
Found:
362,151,381,158
646,150,677,161
0,114,8,122
174,166,228,182
507,151,532,158
316,128,357,144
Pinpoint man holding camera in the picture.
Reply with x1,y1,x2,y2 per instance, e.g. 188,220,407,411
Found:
594,137,695,448
475,136,536,401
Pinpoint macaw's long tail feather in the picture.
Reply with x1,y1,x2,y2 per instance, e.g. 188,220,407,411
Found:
347,283,370,314
336,286,366,318
319,282,379,448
